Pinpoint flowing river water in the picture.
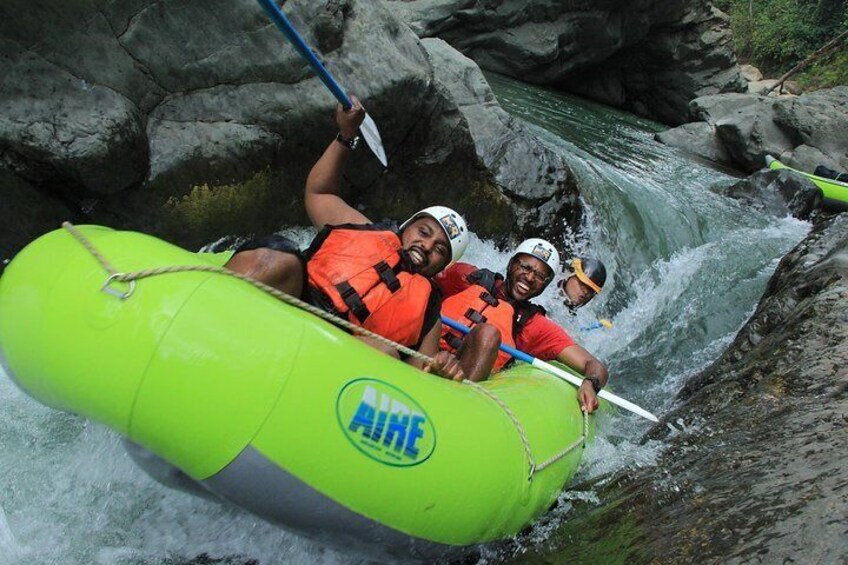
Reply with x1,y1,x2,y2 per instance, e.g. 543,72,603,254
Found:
0,74,811,564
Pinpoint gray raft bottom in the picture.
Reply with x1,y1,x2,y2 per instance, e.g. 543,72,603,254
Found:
124,440,465,561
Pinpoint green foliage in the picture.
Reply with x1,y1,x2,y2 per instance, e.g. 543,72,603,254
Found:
161,170,303,246
795,48,848,89
716,0,847,88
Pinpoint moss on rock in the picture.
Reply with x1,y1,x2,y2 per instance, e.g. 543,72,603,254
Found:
159,170,307,249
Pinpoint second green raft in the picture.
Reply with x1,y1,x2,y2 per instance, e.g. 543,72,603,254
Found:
0,225,594,559
766,155,848,212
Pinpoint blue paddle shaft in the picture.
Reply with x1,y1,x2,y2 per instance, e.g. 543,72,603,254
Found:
440,316,534,364
440,315,659,422
256,0,352,108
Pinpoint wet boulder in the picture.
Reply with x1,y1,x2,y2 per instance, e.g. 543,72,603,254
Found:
690,92,760,122
420,39,580,240
0,0,581,255
739,63,763,82
772,87,848,172
713,100,797,171
0,41,149,198
655,121,731,164
655,86,848,173
717,169,823,220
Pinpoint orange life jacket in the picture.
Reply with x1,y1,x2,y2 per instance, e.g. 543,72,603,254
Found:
440,270,516,371
305,224,433,347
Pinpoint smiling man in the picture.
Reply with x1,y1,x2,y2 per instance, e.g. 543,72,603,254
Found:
225,96,468,380
434,239,610,412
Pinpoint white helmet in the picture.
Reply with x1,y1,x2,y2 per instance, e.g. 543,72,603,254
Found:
400,206,469,263
512,238,561,278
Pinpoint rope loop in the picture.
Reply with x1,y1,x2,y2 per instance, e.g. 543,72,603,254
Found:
101,273,136,300
533,410,591,476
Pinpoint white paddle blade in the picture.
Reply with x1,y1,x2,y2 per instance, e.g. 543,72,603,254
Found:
532,358,659,423
361,113,387,167
598,390,659,422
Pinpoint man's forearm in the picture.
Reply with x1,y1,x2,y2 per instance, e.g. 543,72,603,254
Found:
305,137,352,198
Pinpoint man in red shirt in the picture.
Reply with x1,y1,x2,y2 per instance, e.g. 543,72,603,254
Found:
435,239,609,413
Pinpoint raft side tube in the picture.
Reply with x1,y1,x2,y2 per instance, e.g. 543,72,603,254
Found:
0,226,160,429
206,445,464,561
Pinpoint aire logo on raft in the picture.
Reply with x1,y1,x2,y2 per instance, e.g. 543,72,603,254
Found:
336,378,436,466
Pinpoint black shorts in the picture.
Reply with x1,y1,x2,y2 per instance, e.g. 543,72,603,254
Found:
235,234,303,258
232,234,308,299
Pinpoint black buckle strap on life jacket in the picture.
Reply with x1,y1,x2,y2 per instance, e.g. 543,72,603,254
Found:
479,291,499,307
513,302,546,333
465,308,487,325
336,281,371,322
445,332,464,350
467,269,502,294
374,261,401,292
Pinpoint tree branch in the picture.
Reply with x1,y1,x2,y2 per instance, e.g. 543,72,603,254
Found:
765,29,848,95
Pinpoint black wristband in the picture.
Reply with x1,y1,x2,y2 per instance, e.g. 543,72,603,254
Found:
586,376,602,393
336,132,359,150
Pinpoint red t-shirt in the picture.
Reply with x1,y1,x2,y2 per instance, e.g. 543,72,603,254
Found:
434,263,575,361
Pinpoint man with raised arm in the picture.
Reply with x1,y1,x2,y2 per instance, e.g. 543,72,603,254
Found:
226,96,468,380
435,240,610,412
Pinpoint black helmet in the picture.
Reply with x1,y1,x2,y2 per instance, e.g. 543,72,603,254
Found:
573,258,606,291
558,258,607,310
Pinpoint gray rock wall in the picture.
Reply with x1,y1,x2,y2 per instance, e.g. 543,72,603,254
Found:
386,0,746,125
0,0,581,258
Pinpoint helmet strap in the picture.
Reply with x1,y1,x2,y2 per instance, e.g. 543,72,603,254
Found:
503,257,516,297
572,258,602,294
560,275,591,312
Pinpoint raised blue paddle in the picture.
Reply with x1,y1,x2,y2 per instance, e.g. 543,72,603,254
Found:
441,315,659,422
256,0,388,167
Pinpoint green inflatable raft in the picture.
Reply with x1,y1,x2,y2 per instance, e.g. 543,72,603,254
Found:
766,155,848,212
0,225,592,559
